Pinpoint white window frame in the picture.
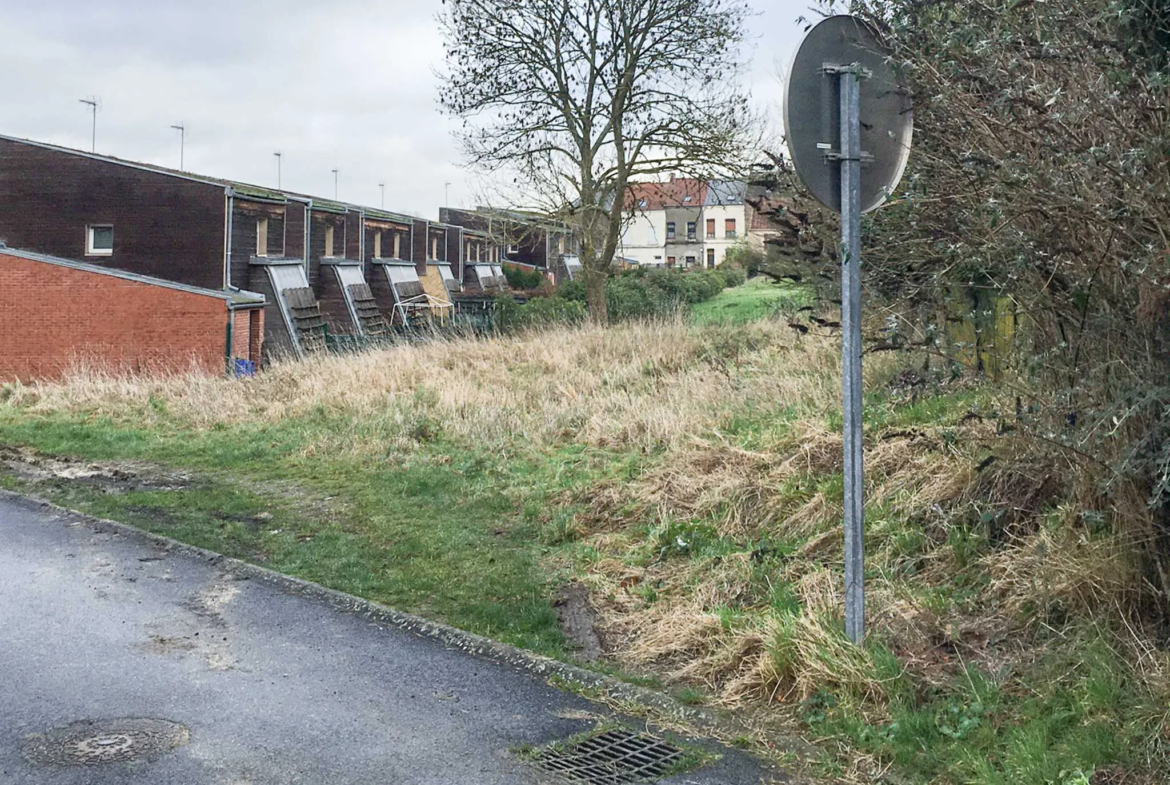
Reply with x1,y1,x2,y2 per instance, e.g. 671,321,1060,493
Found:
256,217,269,257
86,224,114,257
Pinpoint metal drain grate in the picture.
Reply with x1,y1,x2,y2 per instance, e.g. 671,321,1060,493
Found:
534,729,685,784
22,718,189,767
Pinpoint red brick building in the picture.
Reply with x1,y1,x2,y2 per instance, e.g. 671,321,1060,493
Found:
0,246,264,382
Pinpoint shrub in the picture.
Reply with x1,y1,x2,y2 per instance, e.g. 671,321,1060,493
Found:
493,293,586,332
502,263,546,290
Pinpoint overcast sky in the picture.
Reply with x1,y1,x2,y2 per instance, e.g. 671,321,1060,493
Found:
0,0,816,218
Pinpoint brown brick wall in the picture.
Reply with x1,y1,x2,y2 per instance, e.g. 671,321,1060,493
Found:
0,251,256,381
0,138,227,290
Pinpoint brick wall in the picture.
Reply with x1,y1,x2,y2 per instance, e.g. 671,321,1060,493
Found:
0,251,258,381
0,137,227,290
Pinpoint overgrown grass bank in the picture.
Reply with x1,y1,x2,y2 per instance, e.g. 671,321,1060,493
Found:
1,297,1167,783
691,275,809,325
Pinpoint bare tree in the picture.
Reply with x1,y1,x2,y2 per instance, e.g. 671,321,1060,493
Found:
438,0,756,322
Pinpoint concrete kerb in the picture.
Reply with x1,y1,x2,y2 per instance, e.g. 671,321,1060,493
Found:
0,489,802,756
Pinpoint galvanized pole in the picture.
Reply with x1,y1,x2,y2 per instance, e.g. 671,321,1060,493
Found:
171,123,185,171
839,66,865,645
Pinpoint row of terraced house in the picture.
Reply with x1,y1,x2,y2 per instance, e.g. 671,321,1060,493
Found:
0,135,581,381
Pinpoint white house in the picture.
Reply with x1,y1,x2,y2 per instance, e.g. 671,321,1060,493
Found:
618,178,758,269
701,180,751,268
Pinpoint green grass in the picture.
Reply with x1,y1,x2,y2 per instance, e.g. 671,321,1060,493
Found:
690,275,810,325
0,409,573,656
800,630,1146,785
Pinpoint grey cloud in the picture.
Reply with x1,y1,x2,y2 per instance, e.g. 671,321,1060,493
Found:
1,0,807,219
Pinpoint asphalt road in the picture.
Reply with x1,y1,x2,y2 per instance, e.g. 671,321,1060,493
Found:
0,495,775,784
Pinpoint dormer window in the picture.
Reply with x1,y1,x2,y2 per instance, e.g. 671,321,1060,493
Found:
86,225,113,256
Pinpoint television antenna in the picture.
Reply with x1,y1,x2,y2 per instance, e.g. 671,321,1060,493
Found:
171,123,186,170
783,15,913,645
78,96,101,153
274,152,282,189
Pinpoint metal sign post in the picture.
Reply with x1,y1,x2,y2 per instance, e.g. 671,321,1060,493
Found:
783,16,913,645
837,65,866,644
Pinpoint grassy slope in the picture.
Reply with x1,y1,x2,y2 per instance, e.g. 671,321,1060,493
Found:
0,288,1166,784
690,275,809,325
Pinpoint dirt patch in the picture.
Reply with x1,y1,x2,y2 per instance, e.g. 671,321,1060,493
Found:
0,445,194,495
555,583,604,662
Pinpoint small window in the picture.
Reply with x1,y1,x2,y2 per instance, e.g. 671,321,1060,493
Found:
686,221,696,240
557,236,565,254
431,237,439,260
506,244,518,256
256,218,268,257
86,225,113,256
667,256,676,266
685,255,696,266
638,198,647,208
374,231,382,259
666,222,676,240
393,232,401,259
706,218,716,239
683,195,693,203
706,248,716,268
324,225,335,257
725,218,737,238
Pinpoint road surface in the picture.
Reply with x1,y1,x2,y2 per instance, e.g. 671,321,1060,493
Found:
0,494,775,784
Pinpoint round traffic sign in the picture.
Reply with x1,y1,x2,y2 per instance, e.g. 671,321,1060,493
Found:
783,16,913,214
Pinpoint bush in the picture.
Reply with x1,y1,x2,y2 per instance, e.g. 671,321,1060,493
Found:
502,264,546,290
724,245,761,278
499,264,741,328
493,293,586,332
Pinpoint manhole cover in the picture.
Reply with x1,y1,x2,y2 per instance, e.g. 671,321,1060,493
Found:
533,729,686,784
22,718,189,767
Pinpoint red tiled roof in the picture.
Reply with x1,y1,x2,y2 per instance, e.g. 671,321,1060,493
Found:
625,178,708,210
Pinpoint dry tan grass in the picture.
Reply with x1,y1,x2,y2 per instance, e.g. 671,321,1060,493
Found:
2,319,841,460
5,317,1163,724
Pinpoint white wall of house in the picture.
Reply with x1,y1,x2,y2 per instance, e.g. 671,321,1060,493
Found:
699,203,749,268
618,183,763,269
619,208,668,267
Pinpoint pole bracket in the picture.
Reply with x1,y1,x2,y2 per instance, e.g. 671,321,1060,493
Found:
822,62,873,79
820,150,875,165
